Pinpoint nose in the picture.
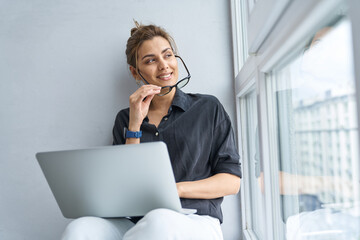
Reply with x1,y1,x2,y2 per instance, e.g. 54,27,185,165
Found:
158,57,169,70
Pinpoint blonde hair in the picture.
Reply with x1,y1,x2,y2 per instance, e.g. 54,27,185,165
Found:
125,20,178,70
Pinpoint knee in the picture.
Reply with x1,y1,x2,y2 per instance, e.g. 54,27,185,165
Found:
123,209,181,240
143,208,178,229
61,217,124,240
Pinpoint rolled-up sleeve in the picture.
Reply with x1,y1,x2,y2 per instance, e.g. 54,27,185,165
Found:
210,114,242,178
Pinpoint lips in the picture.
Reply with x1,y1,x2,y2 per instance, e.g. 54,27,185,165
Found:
158,72,173,81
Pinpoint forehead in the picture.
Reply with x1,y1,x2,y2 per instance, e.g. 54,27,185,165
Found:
138,36,172,57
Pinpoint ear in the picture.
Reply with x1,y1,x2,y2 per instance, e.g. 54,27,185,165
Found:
129,66,139,80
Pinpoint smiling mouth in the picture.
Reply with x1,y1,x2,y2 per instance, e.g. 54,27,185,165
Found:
158,73,172,80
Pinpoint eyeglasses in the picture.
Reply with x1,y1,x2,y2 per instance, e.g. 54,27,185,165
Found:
137,55,191,96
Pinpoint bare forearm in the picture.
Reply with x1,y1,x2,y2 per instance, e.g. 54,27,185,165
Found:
125,138,140,144
177,173,241,199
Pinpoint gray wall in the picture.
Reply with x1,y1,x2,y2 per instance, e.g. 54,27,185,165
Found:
0,0,241,239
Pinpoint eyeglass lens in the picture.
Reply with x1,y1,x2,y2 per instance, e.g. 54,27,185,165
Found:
157,78,190,96
176,78,189,89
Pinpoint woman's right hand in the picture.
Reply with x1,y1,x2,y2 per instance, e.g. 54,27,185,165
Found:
128,85,161,131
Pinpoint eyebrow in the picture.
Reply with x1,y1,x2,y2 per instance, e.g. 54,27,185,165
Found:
141,48,172,60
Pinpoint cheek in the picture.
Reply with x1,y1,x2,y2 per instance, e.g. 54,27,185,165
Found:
140,65,156,78
171,60,179,74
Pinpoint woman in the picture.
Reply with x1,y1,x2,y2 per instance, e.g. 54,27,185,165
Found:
62,22,241,240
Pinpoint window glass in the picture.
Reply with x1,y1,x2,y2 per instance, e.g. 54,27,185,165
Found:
242,90,266,238
269,17,360,239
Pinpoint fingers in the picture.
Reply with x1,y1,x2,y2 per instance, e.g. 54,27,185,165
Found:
130,85,161,104
142,93,155,106
128,85,161,128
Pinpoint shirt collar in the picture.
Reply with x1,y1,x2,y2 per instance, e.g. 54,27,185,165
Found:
171,88,191,112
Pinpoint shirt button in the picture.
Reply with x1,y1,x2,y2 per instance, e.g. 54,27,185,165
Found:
164,117,168,121
155,132,159,136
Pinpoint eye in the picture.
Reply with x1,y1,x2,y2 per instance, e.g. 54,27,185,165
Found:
164,52,173,58
145,58,155,64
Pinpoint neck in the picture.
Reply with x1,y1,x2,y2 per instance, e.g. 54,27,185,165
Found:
150,88,176,111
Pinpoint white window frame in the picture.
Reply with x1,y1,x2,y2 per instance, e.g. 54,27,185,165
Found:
245,0,291,54
236,57,277,239
237,81,257,239
349,0,360,155
230,0,249,75
232,0,360,239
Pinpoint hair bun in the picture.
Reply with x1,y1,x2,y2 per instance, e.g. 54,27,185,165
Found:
130,27,138,36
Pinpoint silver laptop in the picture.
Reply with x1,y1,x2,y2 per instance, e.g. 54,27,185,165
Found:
36,141,196,219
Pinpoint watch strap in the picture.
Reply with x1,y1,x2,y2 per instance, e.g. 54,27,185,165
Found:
126,130,142,138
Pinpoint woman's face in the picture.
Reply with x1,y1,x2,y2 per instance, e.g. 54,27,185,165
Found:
134,36,178,87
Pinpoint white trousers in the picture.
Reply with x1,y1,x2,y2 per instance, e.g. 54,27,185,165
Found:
61,208,223,240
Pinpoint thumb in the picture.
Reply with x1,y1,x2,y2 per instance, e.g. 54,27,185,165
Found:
143,94,155,106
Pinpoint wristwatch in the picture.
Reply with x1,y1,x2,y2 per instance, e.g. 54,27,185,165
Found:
125,130,142,138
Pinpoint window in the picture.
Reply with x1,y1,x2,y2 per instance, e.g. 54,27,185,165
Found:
231,0,249,74
268,17,360,239
239,88,266,239
232,0,360,239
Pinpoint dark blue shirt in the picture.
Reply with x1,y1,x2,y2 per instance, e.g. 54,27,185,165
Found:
112,89,242,223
